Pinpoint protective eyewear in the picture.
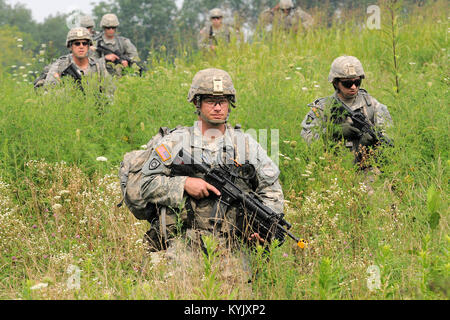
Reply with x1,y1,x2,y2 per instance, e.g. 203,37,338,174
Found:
104,26,117,30
211,16,223,20
73,41,90,47
203,97,229,107
340,79,362,89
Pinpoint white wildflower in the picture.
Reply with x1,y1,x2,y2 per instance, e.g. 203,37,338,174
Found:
140,145,148,150
96,156,108,162
31,283,48,290
302,87,308,91
52,204,63,211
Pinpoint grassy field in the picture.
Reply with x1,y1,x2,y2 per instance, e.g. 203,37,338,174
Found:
0,1,448,300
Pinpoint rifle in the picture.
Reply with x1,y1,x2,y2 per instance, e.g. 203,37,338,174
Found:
96,40,147,76
60,63,84,92
331,99,394,147
171,149,306,248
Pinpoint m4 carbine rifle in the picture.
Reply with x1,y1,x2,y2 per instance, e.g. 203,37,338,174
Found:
96,40,147,76
171,149,306,248
332,99,394,147
61,63,84,92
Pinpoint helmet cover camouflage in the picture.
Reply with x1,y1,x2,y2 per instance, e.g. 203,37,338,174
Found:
187,68,236,103
209,8,223,19
100,13,120,28
328,56,366,82
279,0,295,9
66,27,93,47
80,15,95,28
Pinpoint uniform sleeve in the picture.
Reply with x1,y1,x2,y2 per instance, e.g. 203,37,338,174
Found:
44,60,65,86
140,134,189,208
123,38,139,61
296,8,313,29
247,135,285,213
197,26,210,49
301,102,324,144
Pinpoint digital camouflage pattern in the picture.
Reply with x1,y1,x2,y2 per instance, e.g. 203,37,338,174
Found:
80,15,95,29
260,1,313,32
140,121,285,244
65,27,92,47
95,34,140,75
198,9,235,51
301,89,393,148
328,55,366,82
187,68,236,103
43,54,109,85
100,13,120,28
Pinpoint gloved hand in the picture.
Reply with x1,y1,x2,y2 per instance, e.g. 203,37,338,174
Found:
340,122,362,140
360,132,376,146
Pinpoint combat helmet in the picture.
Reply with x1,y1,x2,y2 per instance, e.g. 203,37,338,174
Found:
80,15,95,29
100,13,120,28
187,68,237,104
328,55,365,82
279,0,295,10
66,27,93,47
209,8,224,19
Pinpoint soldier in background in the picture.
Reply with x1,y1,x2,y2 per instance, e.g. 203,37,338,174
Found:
260,0,313,33
95,13,141,76
301,56,394,168
198,8,234,52
79,15,98,37
43,27,109,86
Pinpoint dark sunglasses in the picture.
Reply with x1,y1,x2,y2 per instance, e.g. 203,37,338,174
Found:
211,16,222,20
73,41,90,47
340,79,362,88
104,26,117,30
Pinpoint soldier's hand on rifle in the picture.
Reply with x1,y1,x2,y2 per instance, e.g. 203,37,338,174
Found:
105,53,120,62
184,177,221,200
340,122,362,140
121,60,129,67
249,233,265,244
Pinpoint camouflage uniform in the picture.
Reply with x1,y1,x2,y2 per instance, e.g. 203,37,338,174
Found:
301,90,393,149
44,54,109,86
43,27,109,86
301,56,393,154
96,14,140,75
198,8,234,50
140,69,284,250
260,0,313,32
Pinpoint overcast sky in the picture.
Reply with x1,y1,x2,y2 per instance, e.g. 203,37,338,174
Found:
6,0,184,23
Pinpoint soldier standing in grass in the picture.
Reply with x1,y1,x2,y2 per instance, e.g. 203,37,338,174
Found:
94,13,141,76
138,68,285,253
198,8,234,52
301,55,394,169
259,0,313,33
43,27,109,86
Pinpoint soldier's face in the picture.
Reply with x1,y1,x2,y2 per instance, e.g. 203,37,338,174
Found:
211,16,223,28
337,77,361,98
199,95,230,124
104,27,116,37
71,40,90,59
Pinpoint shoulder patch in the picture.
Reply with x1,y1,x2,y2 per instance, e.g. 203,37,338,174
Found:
155,144,172,162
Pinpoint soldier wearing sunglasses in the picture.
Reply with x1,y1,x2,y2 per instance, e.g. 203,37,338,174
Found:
301,56,393,164
198,8,234,51
95,14,140,76
43,27,109,86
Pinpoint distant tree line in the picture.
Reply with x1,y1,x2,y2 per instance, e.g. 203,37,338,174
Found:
0,0,435,64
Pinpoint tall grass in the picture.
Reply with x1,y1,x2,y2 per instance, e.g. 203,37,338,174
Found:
0,1,448,299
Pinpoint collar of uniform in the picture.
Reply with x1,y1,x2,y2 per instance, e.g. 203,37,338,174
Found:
102,34,116,45
333,90,364,111
191,121,235,151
